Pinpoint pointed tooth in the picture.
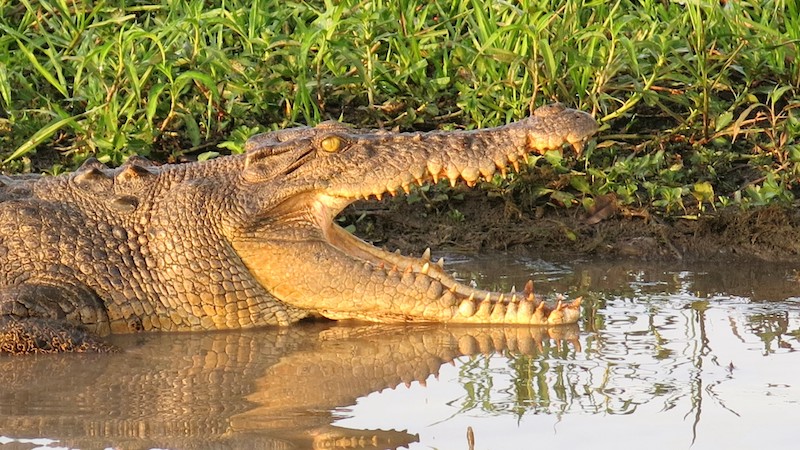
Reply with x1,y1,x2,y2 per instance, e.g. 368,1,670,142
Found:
402,184,411,194
421,262,430,275
511,160,520,172
449,285,457,293
427,161,443,177
408,164,427,186
395,249,402,255
524,280,534,296
510,294,518,303
422,248,431,261
437,257,445,268
375,192,383,201
446,165,460,185
510,286,516,294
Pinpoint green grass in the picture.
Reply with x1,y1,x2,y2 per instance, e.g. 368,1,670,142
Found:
1,0,798,214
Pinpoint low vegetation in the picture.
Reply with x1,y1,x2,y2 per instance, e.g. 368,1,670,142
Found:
1,0,798,216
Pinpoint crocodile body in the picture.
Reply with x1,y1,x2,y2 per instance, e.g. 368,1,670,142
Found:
0,103,597,354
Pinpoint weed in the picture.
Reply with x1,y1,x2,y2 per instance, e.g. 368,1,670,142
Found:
1,0,798,215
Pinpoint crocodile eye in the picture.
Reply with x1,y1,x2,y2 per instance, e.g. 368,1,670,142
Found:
320,135,342,153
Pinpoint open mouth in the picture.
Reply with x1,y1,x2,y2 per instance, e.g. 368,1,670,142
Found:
311,163,582,325
244,105,596,325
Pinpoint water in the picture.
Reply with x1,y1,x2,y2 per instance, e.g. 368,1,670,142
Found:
1,254,798,450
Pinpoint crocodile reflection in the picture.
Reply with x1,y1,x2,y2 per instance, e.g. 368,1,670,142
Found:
0,323,579,450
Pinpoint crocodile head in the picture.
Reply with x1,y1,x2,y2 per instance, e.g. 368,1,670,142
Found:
230,103,598,325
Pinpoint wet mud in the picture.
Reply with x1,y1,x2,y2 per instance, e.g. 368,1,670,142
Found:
346,189,800,262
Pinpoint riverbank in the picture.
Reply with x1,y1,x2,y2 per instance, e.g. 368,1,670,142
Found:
346,188,800,263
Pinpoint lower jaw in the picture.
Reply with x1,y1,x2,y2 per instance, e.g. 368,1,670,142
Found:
319,223,582,325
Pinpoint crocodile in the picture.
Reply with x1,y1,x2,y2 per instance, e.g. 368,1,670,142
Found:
0,103,597,354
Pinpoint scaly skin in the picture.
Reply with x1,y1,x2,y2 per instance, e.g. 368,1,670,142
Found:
0,103,597,354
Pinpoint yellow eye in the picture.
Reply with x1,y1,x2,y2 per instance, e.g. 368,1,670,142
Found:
320,135,342,153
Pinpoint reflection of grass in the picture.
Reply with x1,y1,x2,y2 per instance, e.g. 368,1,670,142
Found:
454,345,577,417
747,310,798,353
447,290,796,436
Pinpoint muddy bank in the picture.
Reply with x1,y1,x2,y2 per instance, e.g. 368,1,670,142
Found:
344,189,800,263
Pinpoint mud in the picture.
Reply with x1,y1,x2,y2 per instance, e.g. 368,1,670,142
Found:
345,188,800,263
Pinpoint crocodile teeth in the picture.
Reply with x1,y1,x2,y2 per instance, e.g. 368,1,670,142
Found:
436,257,445,268
421,262,430,275
409,165,426,182
427,161,442,180
524,280,534,297
446,165,460,185
421,248,431,261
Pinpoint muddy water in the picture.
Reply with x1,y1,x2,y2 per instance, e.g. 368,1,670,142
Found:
1,254,799,450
